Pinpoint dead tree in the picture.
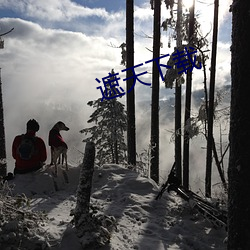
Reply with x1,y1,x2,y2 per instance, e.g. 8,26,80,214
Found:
205,0,219,198
74,142,115,248
74,142,96,225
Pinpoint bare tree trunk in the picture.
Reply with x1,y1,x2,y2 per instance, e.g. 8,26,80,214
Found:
112,100,119,164
228,0,250,248
211,137,227,191
150,0,161,184
183,0,195,190
114,140,118,164
74,142,95,226
175,0,182,183
0,69,7,177
205,0,219,197
74,142,116,248
126,0,136,166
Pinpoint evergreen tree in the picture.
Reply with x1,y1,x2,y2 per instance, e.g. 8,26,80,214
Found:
163,1,209,187
80,70,127,166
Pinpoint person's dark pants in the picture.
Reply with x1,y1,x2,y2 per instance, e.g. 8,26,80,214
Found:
14,165,43,175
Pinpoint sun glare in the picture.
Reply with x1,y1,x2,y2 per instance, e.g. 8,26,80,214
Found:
183,0,194,9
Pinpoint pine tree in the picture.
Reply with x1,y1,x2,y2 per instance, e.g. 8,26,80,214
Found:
80,70,127,166
163,1,210,188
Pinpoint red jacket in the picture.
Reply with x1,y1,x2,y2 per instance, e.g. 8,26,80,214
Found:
48,128,68,149
12,131,47,171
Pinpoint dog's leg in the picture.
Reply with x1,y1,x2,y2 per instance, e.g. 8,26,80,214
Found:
64,152,68,171
61,152,65,166
61,151,69,183
52,149,60,177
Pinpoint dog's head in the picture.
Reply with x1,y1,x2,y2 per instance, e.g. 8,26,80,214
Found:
53,121,69,131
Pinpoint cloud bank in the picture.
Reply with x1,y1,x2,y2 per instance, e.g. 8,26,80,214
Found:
0,1,232,192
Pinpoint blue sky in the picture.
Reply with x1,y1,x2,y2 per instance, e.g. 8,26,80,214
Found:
0,0,232,174
0,0,151,35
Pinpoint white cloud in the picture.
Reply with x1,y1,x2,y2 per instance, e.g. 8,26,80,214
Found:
0,17,126,169
0,0,232,179
0,0,110,21
1,17,124,100
134,4,153,21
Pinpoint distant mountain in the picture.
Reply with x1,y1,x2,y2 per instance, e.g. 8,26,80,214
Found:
136,84,231,124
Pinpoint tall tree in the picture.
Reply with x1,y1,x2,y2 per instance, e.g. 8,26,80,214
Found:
150,0,161,184
205,0,219,197
0,68,6,177
80,70,127,166
0,28,14,177
183,0,195,190
175,0,183,183
228,0,250,248
126,0,136,166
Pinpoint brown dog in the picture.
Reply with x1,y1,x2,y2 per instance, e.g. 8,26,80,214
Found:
48,121,69,176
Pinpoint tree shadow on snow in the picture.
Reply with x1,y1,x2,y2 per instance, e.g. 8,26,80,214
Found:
91,164,226,250
135,190,227,250
8,165,81,215
91,164,172,250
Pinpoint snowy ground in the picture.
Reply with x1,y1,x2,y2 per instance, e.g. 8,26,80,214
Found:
1,164,227,250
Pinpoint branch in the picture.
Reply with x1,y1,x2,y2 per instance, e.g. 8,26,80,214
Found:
0,28,14,37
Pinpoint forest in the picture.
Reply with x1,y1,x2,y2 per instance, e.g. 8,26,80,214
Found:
0,0,250,249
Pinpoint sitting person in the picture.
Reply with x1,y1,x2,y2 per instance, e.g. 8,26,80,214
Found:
12,119,47,174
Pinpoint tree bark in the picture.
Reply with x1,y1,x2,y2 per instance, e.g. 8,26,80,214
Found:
150,0,161,184
74,142,95,227
228,0,250,248
74,142,116,248
126,0,136,166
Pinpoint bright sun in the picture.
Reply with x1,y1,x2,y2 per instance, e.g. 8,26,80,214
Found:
183,0,194,9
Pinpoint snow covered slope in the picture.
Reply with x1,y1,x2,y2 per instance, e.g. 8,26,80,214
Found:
2,164,227,250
